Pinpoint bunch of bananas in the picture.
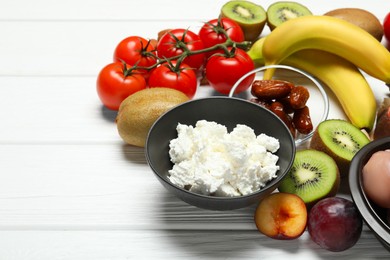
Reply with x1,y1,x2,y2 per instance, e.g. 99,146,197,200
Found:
247,15,390,131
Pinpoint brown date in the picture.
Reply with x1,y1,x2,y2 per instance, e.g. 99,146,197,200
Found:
292,106,313,134
251,80,294,100
280,96,295,114
249,98,271,110
269,101,296,137
287,86,310,110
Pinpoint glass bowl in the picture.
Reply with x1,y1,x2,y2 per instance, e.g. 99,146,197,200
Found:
228,65,329,147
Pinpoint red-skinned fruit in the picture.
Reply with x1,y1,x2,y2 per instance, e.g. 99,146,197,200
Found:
96,62,147,110
113,36,157,68
113,36,157,82
254,192,308,240
206,47,255,94
384,12,390,41
308,197,362,252
373,98,390,140
198,17,245,58
148,61,197,99
157,29,205,71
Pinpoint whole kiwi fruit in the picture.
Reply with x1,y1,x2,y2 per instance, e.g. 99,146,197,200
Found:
324,8,384,42
116,87,189,147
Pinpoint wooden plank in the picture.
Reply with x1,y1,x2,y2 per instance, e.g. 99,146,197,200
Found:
0,142,387,257
0,144,259,230
0,21,192,76
0,0,386,21
0,229,387,260
0,1,388,259
0,75,386,143
0,1,387,77
0,74,387,143
0,76,216,142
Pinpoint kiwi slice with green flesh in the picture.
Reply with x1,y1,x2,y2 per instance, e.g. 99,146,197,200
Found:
221,0,267,42
278,149,340,207
266,1,312,30
310,119,370,176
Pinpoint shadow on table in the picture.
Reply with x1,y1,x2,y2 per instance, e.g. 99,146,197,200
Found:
100,105,117,123
156,191,389,259
155,192,302,258
120,144,147,165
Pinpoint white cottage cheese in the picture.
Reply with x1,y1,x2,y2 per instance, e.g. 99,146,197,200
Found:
168,120,280,197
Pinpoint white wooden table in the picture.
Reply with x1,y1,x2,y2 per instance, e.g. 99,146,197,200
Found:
0,0,389,259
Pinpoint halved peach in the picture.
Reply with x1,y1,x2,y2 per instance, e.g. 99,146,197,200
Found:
254,192,307,240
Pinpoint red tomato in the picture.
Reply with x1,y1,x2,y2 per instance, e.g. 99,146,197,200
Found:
148,61,197,99
97,62,147,110
113,36,157,82
384,12,390,41
205,48,255,95
113,36,157,67
199,18,245,57
157,29,205,71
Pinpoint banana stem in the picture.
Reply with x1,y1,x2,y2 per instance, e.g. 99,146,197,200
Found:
263,67,276,80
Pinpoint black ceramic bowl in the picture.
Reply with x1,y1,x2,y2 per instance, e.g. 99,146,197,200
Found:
349,137,390,249
145,96,296,210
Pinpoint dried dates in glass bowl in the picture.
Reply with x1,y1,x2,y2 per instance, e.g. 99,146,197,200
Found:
229,65,329,146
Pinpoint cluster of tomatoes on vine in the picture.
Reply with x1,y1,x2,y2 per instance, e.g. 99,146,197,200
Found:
96,17,256,110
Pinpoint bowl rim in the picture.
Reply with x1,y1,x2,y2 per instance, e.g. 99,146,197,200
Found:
228,64,329,146
349,137,390,244
145,96,296,202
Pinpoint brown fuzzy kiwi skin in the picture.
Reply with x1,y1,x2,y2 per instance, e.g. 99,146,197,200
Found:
233,18,266,42
324,8,384,42
266,20,277,32
309,129,350,178
116,88,189,147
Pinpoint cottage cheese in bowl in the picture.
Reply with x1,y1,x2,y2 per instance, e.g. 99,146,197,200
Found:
168,120,280,197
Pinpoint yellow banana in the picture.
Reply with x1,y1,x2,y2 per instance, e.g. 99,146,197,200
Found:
247,37,266,66
247,37,377,131
261,15,390,83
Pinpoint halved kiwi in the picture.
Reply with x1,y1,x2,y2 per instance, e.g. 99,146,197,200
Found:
278,149,340,208
266,1,312,30
221,0,267,42
310,119,370,176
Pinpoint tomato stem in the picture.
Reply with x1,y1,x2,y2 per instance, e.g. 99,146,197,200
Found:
121,60,140,77
129,28,251,73
216,16,231,40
